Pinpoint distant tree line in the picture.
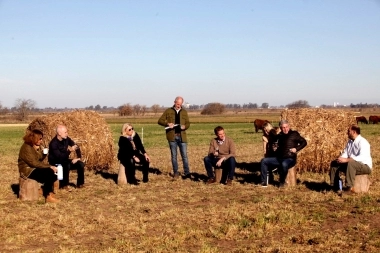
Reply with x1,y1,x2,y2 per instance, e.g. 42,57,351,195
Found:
1,98,380,121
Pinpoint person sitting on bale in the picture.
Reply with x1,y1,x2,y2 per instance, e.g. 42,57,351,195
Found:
262,122,281,158
204,126,236,186
18,129,59,203
118,123,151,185
330,124,372,195
48,124,85,190
260,120,307,188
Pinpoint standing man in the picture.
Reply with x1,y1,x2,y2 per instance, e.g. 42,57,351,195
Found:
48,125,85,190
260,120,307,188
330,124,372,194
158,96,191,179
204,126,236,185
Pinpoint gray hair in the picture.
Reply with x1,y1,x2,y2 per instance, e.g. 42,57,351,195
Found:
279,120,289,127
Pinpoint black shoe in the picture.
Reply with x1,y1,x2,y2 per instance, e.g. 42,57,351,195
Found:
183,173,191,180
261,182,268,188
143,177,149,183
279,182,287,188
128,179,139,185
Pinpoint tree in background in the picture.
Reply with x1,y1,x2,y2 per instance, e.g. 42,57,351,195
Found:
94,104,101,110
242,103,258,109
201,103,225,115
15,98,36,121
286,100,310,108
151,104,160,115
140,105,147,116
0,102,8,115
118,103,133,116
261,102,269,109
133,104,142,116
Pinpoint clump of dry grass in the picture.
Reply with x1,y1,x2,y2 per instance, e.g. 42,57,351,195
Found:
281,108,356,173
27,110,115,171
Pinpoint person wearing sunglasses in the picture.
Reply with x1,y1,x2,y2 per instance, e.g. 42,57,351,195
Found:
18,129,59,203
117,123,151,185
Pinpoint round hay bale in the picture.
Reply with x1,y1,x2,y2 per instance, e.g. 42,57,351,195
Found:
281,108,356,173
27,110,115,171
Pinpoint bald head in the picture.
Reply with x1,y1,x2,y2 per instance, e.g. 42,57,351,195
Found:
174,96,184,110
56,124,68,140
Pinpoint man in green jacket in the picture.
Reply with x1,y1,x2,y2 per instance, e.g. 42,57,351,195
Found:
158,96,191,179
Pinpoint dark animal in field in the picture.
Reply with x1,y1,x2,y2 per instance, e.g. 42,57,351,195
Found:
253,119,270,133
355,116,368,124
369,115,380,124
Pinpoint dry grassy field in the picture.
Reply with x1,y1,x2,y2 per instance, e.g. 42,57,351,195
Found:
1,111,380,252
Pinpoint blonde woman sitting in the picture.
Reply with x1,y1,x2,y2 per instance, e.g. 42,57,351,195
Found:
262,122,281,158
117,123,150,185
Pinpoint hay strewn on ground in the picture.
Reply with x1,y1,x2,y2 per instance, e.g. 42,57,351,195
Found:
281,108,356,173
27,110,115,171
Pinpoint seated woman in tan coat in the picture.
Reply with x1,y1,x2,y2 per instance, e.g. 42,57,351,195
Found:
18,129,59,203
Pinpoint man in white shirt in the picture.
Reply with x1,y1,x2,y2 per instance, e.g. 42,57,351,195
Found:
330,124,372,194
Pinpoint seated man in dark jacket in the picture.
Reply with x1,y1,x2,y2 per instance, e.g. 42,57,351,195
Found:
260,120,307,188
48,125,85,190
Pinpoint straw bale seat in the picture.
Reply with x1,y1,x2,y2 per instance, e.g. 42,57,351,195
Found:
285,167,297,186
118,163,127,185
19,177,40,201
353,174,370,193
215,168,223,184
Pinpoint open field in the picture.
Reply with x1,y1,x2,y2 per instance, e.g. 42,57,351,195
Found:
1,112,380,252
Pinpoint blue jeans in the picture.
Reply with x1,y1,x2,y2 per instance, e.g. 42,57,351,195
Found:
204,156,236,182
169,136,190,175
261,157,296,184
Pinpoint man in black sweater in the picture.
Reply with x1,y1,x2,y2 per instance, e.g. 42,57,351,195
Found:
260,120,307,188
48,125,85,190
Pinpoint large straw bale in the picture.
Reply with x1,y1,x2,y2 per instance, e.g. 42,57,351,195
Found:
281,108,356,173
27,110,115,171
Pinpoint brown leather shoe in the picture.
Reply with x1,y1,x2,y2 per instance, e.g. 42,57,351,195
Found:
45,193,60,203
206,178,216,184
343,186,356,195
226,179,233,186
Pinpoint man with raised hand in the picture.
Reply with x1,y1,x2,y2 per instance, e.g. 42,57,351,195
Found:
48,125,85,190
330,124,372,195
158,96,191,180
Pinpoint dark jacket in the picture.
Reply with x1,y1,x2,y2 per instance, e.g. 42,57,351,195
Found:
117,132,146,165
18,143,50,178
158,107,190,142
275,130,307,160
48,136,81,165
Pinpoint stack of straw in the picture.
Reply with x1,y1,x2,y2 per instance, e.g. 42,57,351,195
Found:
27,110,115,171
281,108,356,173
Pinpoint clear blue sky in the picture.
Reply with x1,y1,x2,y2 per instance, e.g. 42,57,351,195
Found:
1,0,379,108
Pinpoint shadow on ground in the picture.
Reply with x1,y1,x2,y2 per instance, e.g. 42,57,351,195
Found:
235,162,262,184
10,184,19,198
303,180,331,192
97,167,163,184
